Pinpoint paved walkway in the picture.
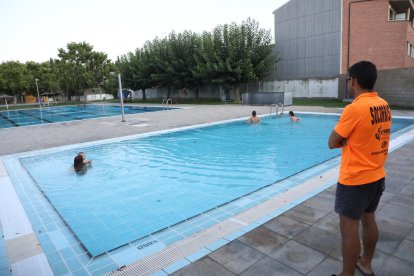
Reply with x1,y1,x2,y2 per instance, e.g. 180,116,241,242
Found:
172,140,414,276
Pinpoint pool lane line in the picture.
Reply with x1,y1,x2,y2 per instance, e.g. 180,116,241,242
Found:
17,110,54,123
0,112,18,127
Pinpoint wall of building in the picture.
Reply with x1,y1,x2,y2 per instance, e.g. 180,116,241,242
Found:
246,78,339,98
405,20,414,67
273,0,342,80
341,0,414,73
338,67,414,107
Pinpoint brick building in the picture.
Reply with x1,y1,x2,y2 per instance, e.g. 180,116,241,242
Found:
342,0,414,73
270,0,414,106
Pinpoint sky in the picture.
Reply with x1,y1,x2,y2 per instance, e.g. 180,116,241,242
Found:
0,0,290,63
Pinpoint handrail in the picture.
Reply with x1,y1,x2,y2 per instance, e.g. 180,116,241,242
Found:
162,98,173,109
270,104,277,116
270,103,284,116
277,103,284,115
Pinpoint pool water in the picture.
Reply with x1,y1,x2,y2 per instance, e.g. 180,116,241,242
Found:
0,105,170,128
19,114,413,256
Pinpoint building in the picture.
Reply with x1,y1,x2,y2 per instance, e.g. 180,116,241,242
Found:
342,0,414,73
274,0,342,80
271,0,414,106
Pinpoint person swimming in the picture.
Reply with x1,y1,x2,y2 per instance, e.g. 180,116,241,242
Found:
247,110,261,124
73,152,92,172
289,111,301,122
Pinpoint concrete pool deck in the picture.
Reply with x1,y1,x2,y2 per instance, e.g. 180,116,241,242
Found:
0,104,413,276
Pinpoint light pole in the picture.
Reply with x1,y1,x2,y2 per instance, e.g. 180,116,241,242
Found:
110,72,125,122
35,79,42,109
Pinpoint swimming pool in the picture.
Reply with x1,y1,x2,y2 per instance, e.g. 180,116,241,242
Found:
11,114,414,256
3,113,414,275
0,105,171,128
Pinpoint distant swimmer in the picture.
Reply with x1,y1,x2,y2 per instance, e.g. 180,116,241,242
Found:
247,110,260,124
289,111,301,122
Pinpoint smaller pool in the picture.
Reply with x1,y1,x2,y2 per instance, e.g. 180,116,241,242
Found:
0,105,172,128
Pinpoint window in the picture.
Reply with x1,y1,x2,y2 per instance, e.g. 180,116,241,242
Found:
389,4,396,20
395,13,407,21
408,42,414,59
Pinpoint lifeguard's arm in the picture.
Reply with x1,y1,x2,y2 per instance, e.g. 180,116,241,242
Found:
328,130,347,149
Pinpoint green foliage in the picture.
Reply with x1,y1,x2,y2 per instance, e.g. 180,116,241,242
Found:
193,18,276,102
117,46,157,100
0,61,30,97
55,41,112,99
116,18,277,101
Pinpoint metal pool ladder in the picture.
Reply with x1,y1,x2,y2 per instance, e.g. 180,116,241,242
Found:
162,98,173,110
270,103,284,117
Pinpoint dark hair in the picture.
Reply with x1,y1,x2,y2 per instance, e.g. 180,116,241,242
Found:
252,110,256,116
348,61,377,90
74,155,84,172
289,111,294,116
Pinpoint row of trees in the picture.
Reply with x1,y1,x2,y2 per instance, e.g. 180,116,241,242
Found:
117,18,276,102
0,42,113,101
0,18,277,103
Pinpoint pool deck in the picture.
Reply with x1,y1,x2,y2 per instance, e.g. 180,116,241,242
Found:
0,104,413,276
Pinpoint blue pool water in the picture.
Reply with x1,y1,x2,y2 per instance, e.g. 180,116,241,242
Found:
19,114,414,256
0,105,170,128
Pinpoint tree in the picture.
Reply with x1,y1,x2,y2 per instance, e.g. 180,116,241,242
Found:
26,61,59,94
0,61,31,101
194,18,276,103
55,42,111,100
117,47,156,101
148,37,175,98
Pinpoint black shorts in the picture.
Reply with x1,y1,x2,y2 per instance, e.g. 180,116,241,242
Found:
335,178,385,220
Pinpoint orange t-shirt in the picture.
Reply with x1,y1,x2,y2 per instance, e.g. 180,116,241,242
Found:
334,92,392,185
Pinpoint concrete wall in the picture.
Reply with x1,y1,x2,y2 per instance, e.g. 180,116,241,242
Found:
133,86,224,100
338,67,414,107
85,93,114,101
246,78,339,98
274,0,342,80
133,77,339,101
